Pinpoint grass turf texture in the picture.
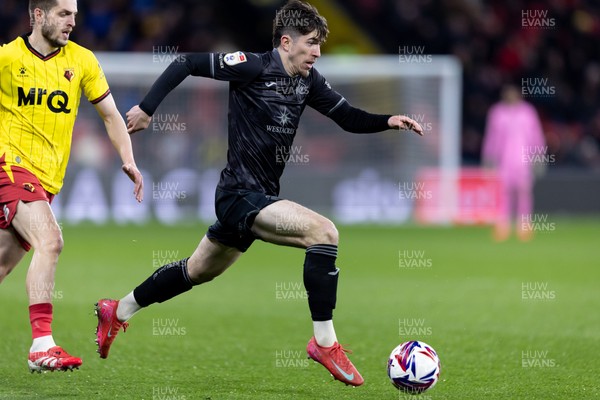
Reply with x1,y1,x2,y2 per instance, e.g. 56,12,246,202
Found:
0,219,598,400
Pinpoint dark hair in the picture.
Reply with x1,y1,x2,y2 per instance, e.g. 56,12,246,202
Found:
29,0,58,24
272,1,329,48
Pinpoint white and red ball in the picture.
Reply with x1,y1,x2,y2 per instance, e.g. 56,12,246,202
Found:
387,340,441,394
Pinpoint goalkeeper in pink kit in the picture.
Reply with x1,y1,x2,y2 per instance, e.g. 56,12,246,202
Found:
482,84,545,241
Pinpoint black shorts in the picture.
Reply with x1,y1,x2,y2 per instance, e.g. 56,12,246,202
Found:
207,187,282,252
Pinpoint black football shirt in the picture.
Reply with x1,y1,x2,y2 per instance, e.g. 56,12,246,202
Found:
208,50,346,195
139,49,391,196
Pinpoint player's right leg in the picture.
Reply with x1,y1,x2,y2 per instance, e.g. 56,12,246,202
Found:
1,159,80,371
95,234,242,358
9,200,82,372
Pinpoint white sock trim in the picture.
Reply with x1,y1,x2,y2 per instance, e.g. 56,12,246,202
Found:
30,335,56,353
116,291,142,322
313,320,337,347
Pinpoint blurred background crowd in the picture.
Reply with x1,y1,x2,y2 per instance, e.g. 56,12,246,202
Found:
2,0,599,170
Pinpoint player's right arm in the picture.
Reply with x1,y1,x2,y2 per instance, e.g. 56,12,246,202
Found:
127,52,262,133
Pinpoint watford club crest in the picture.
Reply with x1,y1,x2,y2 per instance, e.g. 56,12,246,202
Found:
64,68,74,82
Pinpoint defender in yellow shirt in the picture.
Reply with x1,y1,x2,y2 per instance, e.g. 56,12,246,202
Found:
0,0,144,372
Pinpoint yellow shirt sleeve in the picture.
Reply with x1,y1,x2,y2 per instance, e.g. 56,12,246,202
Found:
79,48,110,104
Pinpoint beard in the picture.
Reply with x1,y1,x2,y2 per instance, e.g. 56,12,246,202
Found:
41,20,68,48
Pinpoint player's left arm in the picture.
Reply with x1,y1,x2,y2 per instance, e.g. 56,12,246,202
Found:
94,94,144,202
330,102,423,136
307,69,423,136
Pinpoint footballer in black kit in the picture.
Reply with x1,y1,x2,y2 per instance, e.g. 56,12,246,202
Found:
96,0,423,388
137,47,396,251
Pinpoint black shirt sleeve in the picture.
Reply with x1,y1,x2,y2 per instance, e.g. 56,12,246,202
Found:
328,101,392,133
139,51,262,116
306,68,391,134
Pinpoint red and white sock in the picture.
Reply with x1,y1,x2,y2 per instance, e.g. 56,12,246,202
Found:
29,303,56,352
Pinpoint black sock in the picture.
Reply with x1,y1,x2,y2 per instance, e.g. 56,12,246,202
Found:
303,244,339,321
133,258,195,307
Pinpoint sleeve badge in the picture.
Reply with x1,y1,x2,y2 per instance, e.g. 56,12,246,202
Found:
223,51,247,66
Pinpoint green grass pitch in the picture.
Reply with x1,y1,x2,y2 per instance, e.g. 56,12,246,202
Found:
0,218,598,399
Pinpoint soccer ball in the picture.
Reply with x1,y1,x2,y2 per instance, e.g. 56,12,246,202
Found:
387,341,441,394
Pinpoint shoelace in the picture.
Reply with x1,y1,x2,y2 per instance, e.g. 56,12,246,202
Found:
330,343,353,370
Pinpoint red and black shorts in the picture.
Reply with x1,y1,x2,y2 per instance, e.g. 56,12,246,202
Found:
0,154,55,251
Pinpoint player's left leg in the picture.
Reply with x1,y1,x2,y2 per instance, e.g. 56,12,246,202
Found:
0,227,27,283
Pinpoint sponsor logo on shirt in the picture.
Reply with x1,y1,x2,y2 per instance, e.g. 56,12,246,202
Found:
17,87,71,114
266,107,296,135
224,51,247,66
276,107,292,126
